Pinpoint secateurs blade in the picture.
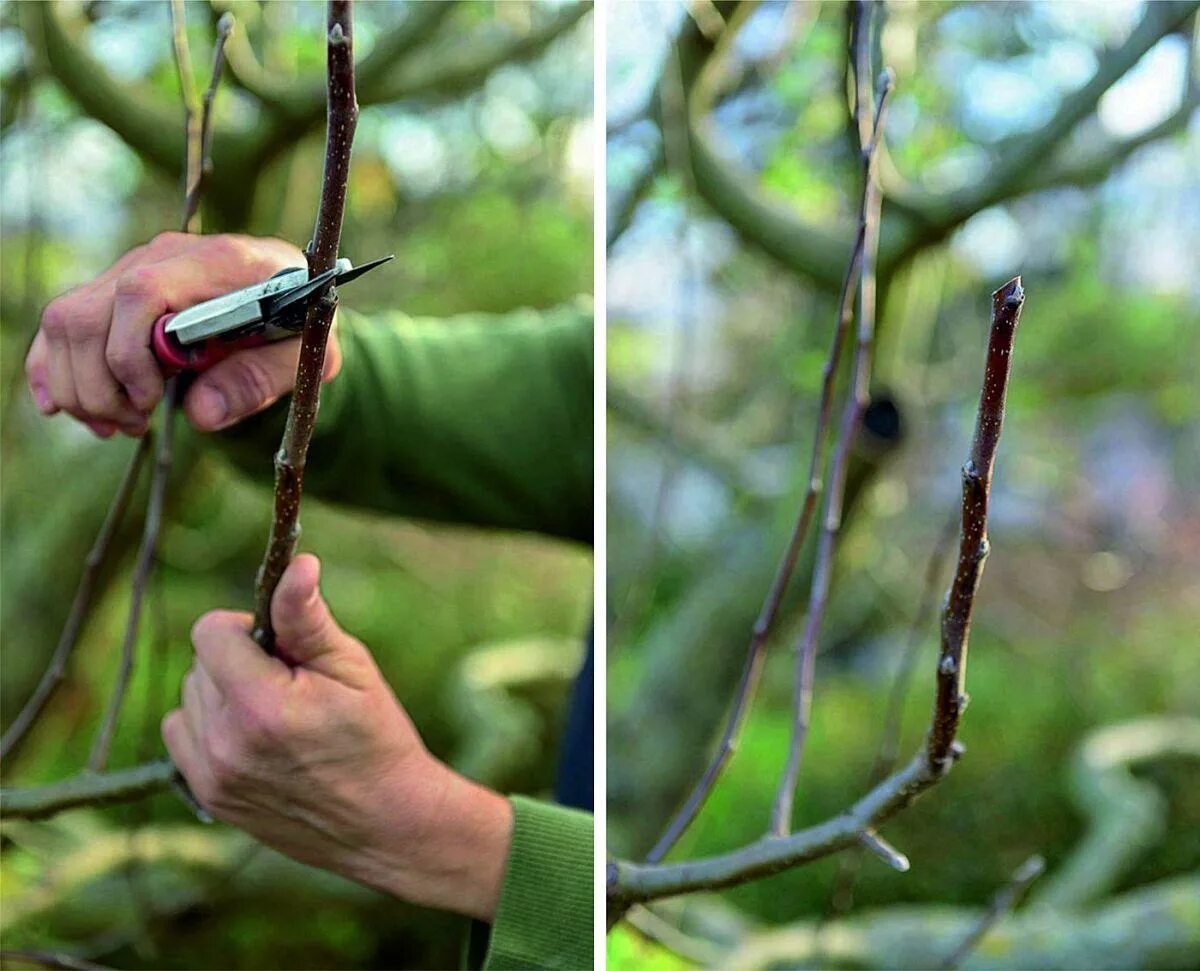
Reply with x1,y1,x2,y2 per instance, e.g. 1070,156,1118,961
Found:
150,254,393,375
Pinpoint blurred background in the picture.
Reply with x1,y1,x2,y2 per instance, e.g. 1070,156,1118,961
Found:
0,1,591,968
607,1,1199,968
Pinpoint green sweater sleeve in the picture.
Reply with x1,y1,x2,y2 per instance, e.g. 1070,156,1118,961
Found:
216,299,594,544
472,796,593,971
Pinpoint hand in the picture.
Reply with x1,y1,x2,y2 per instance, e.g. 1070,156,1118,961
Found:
162,554,513,921
25,232,342,438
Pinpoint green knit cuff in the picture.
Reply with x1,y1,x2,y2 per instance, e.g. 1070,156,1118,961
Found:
482,796,594,970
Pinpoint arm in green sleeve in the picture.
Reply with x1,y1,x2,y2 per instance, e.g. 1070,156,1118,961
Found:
216,299,593,544
466,796,594,971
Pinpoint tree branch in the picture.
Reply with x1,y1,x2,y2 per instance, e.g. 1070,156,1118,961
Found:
928,277,1024,768
87,393,177,772
953,0,1199,218
23,2,254,189
770,4,894,837
643,5,894,862
827,510,958,917
251,0,358,652
368,3,589,106
180,12,234,232
0,760,176,821
670,1,1198,291
0,437,150,762
221,1,456,120
608,275,1028,917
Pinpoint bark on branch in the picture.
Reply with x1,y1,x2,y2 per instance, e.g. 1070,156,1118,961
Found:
250,0,358,652
0,760,176,820
608,276,1027,918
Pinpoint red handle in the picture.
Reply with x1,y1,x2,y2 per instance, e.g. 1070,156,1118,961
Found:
151,314,270,376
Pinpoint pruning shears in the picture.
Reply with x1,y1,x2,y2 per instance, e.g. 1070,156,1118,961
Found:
150,254,393,375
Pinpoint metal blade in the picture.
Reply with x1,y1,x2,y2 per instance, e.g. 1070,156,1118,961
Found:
334,254,394,286
258,264,340,322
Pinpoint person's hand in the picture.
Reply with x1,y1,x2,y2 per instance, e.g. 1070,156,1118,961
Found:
162,554,513,922
25,232,341,438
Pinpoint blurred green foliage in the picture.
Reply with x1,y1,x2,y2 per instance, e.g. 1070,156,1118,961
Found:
0,2,592,968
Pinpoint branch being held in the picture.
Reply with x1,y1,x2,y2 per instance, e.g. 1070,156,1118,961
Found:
251,0,358,652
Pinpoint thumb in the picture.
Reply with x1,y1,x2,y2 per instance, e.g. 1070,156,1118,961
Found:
183,335,341,432
270,554,366,681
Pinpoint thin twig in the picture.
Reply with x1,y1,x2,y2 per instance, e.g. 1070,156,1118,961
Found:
181,12,234,232
642,4,883,867
609,278,1028,919
88,391,177,772
928,277,1025,768
940,854,1046,970
169,0,201,231
251,0,358,653
769,2,894,837
0,437,151,762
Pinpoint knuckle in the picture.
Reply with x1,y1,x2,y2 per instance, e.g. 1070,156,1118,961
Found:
114,266,160,302
105,341,146,382
150,230,188,251
205,729,244,781
40,298,71,339
207,234,250,265
238,697,284,746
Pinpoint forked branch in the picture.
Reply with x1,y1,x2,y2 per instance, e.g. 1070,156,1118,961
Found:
644,0,893,866
609,277,1027,919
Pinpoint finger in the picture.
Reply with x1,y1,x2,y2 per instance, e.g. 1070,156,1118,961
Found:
183,342,295,432
271,554,370,683
191,609,289,695
182,667,207,743
69,335,148,432
106,266,173,412
25,332,57,415
109,237,307,414
161,709,214,803
42,327,78,419
183,332,342,431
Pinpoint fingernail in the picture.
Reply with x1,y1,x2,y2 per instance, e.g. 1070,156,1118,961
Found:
32,384,53,414
193,384,228,428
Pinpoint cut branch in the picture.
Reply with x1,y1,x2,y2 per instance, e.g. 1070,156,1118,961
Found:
0,437,150,762
642,10,894,861
608,276,1028,918
251,0,358,653
928,277,1024,768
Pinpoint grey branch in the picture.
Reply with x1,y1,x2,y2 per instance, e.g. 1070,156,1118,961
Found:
770,4,894,837
0,760,176,820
